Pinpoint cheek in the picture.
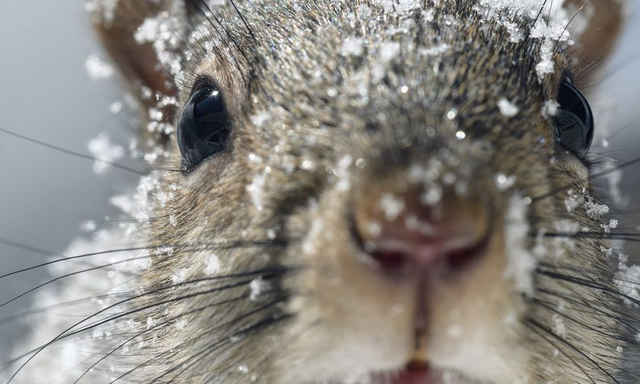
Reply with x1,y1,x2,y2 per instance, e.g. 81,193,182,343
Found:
557,151,590,184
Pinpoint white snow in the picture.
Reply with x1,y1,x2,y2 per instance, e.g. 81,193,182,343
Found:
204,254,221,275
334,155,353,192
85,0,119,23
563,189,584,213
380,41,400,62
542,100,560,119
171,268,188,285
135,16,161,44
251,110,271,126
615,254,640,306
249,277,269,301
85,54,114,81
601,219,618,233
110,101,123,114
421,184,443,205
504,195,540,296
495,173,517,191
247,173,267,211
341,37,364,56
497,98,520,117
378,193,406,221
88,132,125,175
551,314,566,339
583,197,610,219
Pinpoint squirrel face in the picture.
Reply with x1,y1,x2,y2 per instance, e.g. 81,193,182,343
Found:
10,1,633,384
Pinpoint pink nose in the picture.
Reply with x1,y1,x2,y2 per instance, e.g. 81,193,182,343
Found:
353,186,489,276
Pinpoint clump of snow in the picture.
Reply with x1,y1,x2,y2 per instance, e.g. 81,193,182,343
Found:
473,0,573,82
601,219,619,233
85,0,119,23
249,277,269,301
563,189,584,213
495,173,517,191
615,253,640,306
342,37,365,56
504,195,541,296
497,98,520,117
247,174,267,211
380,41,400,62
85,54,114,81
110,101,123,114
421,183,443,205
88,132,125,175
251,110,271,126
134,16,161,44
551,314,566,339
542,100,560,119
378,193,406,221
583,197,610,219
171,268,188,285
204,254,221,275
535,56,555,81
334,155,353,192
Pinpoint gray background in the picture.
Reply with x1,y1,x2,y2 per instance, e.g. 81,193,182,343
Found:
0,0,639,361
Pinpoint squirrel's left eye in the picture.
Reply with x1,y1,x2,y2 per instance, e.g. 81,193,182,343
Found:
177,83,231,171
554,78,594,156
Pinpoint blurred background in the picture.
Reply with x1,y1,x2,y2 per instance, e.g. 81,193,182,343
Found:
0,0,639,362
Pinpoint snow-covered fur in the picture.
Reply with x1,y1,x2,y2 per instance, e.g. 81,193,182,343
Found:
6,0,638,383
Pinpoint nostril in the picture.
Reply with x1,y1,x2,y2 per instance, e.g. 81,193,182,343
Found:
360,230,488,276
369,249,410,274
443,234,489,271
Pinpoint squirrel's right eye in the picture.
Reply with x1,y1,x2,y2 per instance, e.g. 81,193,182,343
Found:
553,78,594,157
177,84,231,170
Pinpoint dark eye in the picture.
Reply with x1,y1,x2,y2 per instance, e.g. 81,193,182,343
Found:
177,83,231,170
554,78,594,157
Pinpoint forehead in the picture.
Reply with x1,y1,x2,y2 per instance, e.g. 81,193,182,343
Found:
189,0,568,97
182,0,572,141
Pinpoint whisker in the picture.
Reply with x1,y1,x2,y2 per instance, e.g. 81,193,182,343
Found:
0,255,153,309
0,126,159,176
4,268,289,383
229,0,257,42
527,319,621,383
532,298,629,343
536,268,640,307
552,0,593,54
537,288,640,329
0,239,287,279
524,319,597,384
148,314,291,384
73,292,285,383
541,231,640,242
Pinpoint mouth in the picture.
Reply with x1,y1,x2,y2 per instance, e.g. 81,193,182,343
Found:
372,361,439,384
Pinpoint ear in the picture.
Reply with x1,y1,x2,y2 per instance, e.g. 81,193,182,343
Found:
565,0,625,83
90,1,180,133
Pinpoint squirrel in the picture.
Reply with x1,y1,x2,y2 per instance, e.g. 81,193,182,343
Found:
5,0,639,383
